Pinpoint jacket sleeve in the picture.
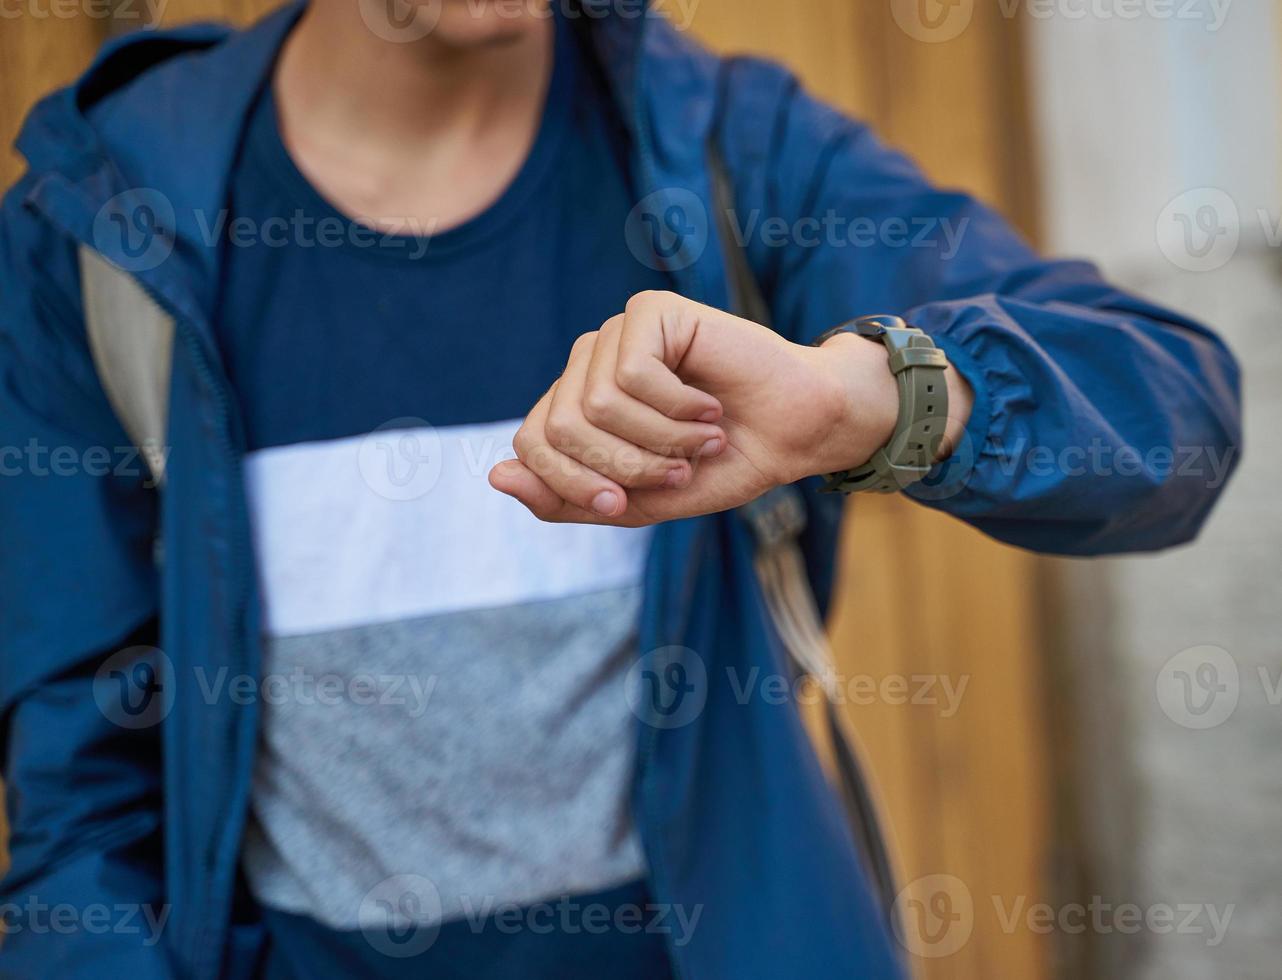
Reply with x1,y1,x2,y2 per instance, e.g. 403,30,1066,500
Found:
0,180,173,977
760,79,1242,556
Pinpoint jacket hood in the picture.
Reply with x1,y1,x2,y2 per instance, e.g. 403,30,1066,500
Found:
16,0,657,179
12,0,720,320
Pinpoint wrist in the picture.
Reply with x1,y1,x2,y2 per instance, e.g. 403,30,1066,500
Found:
801,333,899,479
799,328,976,484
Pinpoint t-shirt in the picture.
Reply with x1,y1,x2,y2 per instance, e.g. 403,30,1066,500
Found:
213,12,675,975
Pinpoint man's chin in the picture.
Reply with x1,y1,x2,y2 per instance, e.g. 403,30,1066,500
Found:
357,0,552,50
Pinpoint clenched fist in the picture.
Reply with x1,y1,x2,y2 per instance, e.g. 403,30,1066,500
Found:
488,291,970,526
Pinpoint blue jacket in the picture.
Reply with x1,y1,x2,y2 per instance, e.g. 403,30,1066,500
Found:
0,3,1240,978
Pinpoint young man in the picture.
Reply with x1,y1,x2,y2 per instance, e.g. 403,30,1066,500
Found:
0,1,1240,978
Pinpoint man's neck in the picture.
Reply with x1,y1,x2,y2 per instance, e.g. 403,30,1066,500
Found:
272,1,556,233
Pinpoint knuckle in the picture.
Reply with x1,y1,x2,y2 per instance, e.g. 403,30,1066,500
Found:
581,384,616,425
512,426,533,459
625,289,669,317
543,409,577,450
570,332,598,357
614,356,648,394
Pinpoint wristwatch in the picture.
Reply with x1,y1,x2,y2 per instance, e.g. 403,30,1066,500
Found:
811,315,950,495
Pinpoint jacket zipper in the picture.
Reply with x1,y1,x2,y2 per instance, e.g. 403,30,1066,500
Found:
80,256,255,980
127,275,254,980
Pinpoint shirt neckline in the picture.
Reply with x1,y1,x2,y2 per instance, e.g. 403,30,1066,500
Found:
243,10,577,264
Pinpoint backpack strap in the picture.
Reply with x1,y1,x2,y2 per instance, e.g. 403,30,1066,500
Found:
711,143,902,928
78,246,175,488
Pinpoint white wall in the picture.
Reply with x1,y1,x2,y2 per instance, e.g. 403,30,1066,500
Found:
1027,4,1282,979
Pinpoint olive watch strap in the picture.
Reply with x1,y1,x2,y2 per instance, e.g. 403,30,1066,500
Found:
812,315,950,494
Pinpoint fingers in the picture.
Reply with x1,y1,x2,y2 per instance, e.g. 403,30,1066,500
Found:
546,335,694,490
611,293,721,421
496,291,739,526
488,459,648,527
511,385,630,518
583,322,726,458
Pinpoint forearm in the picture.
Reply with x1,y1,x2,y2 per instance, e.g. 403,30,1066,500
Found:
898,287,1242,554
765,91,1239,552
